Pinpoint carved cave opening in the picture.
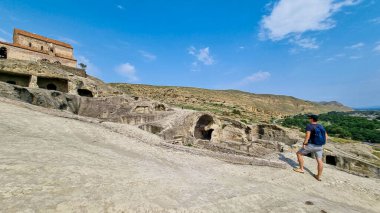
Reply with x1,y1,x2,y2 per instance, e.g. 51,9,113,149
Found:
77,89,94,97
37,77,68,93
194,114,214,141
0,71,31,87
326,155,337,166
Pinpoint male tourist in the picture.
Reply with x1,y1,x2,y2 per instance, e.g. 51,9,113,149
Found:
293,114,327,181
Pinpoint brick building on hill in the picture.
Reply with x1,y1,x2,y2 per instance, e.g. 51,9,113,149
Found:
0,29,77,67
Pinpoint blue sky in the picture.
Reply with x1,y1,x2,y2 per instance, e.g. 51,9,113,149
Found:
0,0,379,107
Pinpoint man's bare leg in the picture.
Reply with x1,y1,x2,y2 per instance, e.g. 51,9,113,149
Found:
316,158,323,180
296,152,305,171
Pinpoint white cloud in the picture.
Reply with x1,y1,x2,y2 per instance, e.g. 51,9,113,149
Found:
374,43,380,53
115,63,139,82
325,53,345,62
77,56,100,76
349,55,362,60
57,37,80,45
239,71,271,85
260,0,361,48
0,28,11,37
346,42,365,49
0,28,11,42
188,46,215,66
369,17,380,24
139,50,157,61
290,36,319,49
116,5,125,10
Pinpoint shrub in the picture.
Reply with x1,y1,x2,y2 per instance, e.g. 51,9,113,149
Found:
232,109,241,115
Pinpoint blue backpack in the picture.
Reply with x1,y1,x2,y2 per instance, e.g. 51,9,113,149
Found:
311,124,326,145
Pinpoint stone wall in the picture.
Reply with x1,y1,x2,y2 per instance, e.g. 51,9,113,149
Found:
53,45,73,59
14,32,74,59
0,42,76,67
15,34,52,55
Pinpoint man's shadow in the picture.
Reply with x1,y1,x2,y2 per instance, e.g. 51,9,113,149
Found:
279,153,314,176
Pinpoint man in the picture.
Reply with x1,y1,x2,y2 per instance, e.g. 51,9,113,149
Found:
293,114,328,181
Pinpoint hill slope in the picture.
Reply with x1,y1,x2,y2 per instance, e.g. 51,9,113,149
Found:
111,84,352,123
0,99,379,212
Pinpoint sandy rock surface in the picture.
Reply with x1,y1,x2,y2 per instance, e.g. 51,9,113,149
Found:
0,100,379,213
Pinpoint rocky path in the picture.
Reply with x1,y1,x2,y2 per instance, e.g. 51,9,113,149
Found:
0,100,379,212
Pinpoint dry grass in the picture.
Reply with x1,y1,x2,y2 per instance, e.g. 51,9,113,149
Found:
110,83,351,123
330,137,360,144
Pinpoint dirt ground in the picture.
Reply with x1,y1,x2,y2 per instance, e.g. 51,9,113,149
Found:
0,100,379,213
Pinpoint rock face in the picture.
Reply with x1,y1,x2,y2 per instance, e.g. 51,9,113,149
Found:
0,82,172,124
0,59,119,97
321,143,380,178
0,80,299,160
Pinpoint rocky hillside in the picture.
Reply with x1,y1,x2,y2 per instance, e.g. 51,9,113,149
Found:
1,99,379,212
111,84,352,123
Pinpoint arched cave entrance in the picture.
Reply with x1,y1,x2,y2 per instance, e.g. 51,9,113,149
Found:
77,89,94,97
0,47,7,59
6,80,16,85
326,155,337,166
46,83,57,91
245,127,252,141
194,114,214,140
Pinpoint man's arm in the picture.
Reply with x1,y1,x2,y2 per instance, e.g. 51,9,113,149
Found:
303,131,311,148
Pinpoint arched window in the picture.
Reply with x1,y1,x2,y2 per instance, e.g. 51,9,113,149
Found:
29,42,32,48
41,46,44,51
0,47,7,59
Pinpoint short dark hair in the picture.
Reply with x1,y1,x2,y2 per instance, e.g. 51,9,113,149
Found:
307,114,319,122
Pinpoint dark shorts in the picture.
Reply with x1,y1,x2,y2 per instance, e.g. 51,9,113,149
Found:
298,144,323,159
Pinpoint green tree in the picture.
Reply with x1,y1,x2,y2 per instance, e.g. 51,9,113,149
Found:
79,63,87,70
280,112,380,143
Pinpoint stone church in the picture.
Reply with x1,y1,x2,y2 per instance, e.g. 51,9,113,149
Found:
0,28,77,67
0,28,110,98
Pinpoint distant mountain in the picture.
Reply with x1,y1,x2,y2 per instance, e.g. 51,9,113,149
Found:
318,101,347,107
110,83,352,123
